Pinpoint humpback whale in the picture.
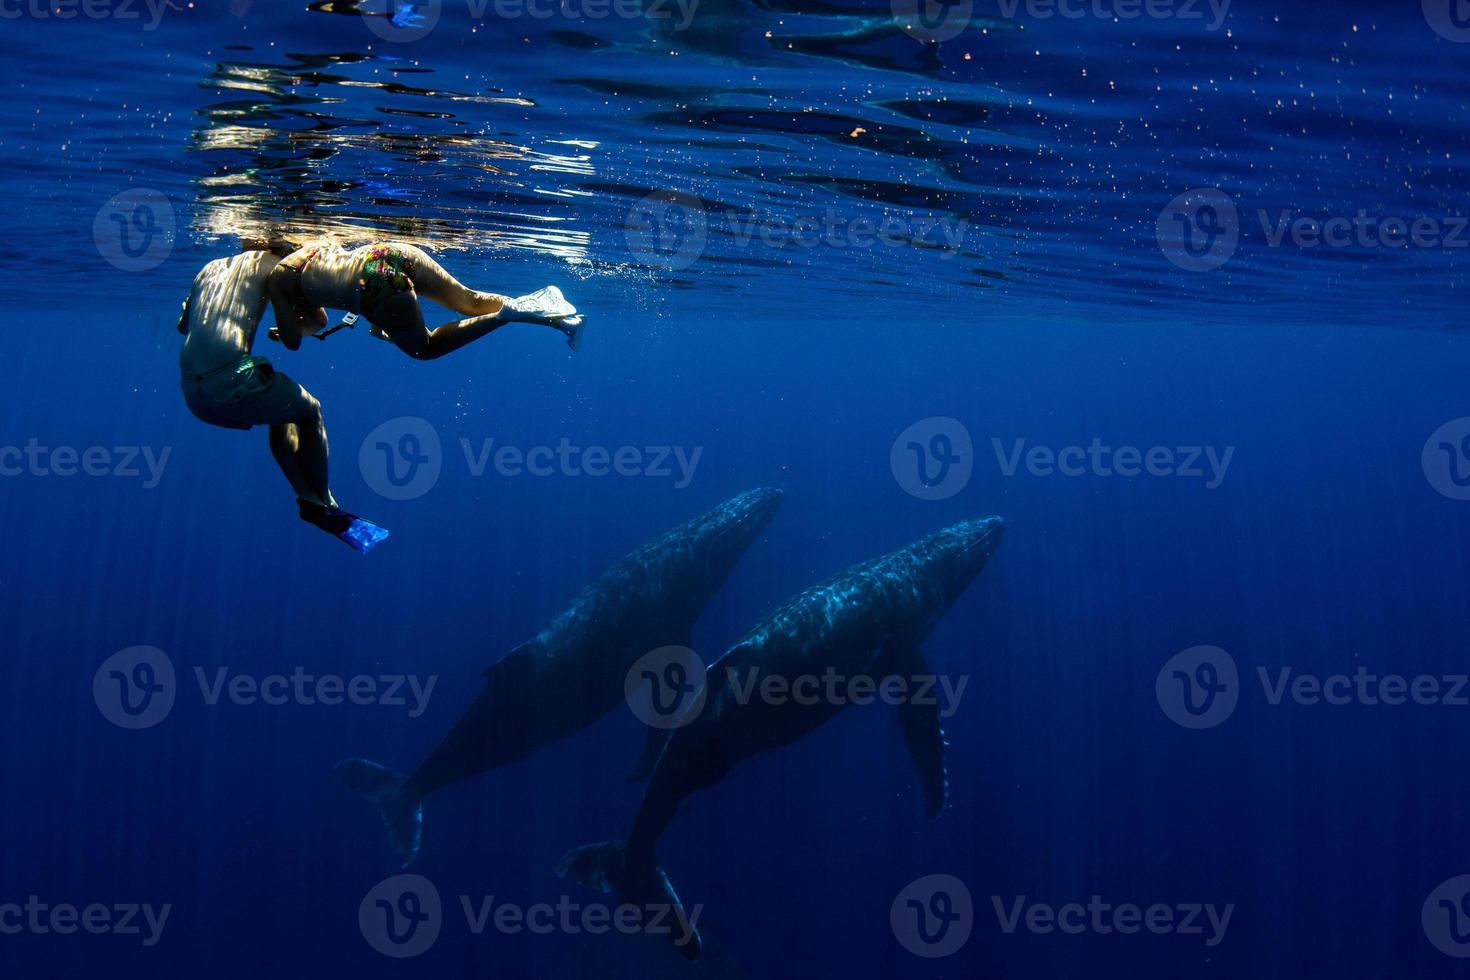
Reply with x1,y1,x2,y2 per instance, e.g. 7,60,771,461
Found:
337,487,784,867
558,516,1005,959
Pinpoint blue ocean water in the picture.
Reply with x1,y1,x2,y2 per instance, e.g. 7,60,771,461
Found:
3,1,1470,977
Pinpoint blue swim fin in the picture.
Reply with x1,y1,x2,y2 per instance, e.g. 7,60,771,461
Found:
299,499,390,554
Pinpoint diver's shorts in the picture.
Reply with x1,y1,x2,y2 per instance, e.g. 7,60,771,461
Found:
181,355,310,431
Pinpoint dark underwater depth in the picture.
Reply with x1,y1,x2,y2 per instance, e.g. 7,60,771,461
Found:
2,1,1470,978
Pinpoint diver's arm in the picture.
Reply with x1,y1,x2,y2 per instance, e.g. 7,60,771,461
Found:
264,260,329,351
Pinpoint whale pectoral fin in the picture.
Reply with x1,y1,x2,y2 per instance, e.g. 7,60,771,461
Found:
482,642,536,679
889,643,949,818
897,694,949,817
628,725,673,782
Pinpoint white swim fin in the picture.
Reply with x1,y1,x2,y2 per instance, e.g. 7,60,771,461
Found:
564,315,587,352
503,285,579,325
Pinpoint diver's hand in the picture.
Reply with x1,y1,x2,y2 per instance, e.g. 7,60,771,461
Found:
267,326,302,350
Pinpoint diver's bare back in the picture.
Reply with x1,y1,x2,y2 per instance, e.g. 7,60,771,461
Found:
178,251,281,376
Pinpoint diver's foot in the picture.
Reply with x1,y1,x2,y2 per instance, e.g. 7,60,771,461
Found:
297,492,338,510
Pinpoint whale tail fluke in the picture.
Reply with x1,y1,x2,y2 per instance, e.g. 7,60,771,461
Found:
557,842,703,959
334,758,424,868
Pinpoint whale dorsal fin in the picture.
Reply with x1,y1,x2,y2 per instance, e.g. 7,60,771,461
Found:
886,637,950,818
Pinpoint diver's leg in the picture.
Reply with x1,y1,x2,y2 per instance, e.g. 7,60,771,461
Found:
261,376,333,507
389,243,582,335
270,423,317,501
288,394,333,507
390,243,506,317
370,287,513,360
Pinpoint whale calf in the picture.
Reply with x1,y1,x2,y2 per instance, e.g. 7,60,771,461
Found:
559,516,1005,959
337,487,784,867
